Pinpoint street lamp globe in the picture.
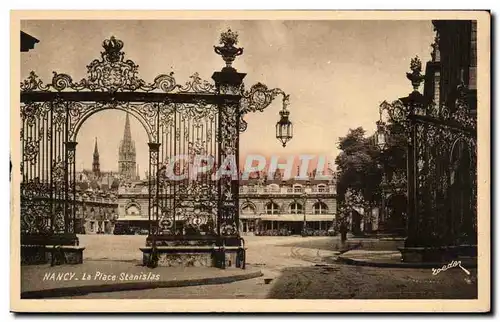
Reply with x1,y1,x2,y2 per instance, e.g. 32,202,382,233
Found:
276,108,293,147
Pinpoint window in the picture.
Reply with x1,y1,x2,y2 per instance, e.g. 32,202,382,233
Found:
241,203,256,215
268,184,280,193
293,185,303,193
290,202,303,214
313,202,328,214
317,184,327,193
266,202,279,214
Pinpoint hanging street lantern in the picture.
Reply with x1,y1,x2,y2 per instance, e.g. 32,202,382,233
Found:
375,120,387,151
276,108,293,147
239,80,292,148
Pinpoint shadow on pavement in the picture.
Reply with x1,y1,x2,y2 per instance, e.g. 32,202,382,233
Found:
266,265,478,299
275,237,404,252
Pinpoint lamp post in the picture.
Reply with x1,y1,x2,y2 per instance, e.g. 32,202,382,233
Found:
301,191,307,236
375,114,388,230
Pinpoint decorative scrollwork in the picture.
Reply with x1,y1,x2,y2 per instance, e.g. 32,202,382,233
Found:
52,158,65,184
178,73,216,94
220,223,238,236
453,84,477,130
172,180,217,235
241,82,286,114
21,71,50,92
21,178,52,234
85,36,144,92
153,73,177,92
21,102,39,127
23,137,40,164
21,37,216,95
21,178,51,200
52,99,67,132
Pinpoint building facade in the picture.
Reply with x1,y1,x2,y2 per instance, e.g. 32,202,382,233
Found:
116,181,150,231
70,190,118,234
112,172,338,236
239,173,337,235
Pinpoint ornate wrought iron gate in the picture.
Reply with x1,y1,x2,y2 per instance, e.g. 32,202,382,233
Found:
20,30,290,250
406,85,477,247
378,56,478,250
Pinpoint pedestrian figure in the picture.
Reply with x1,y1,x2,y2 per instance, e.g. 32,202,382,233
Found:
340,221,348,244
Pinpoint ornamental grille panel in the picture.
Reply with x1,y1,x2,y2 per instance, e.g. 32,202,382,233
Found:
378,55,478,248
411,88,477,246
20,36,241,240
20,33,288,243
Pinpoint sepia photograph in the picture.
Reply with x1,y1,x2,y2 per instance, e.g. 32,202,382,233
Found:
11,10,490,312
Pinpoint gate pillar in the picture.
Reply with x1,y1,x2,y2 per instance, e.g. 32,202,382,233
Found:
212,70,246,237
147,142,161,237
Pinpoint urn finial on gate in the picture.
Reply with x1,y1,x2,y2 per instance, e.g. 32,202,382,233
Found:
406,56,425,92
214,28,244,71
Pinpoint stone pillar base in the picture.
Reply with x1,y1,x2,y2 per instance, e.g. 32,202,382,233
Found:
21,245,85,265
140,247,242,268
141,235,246,269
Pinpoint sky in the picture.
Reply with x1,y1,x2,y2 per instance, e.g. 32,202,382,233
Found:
20,20,435,176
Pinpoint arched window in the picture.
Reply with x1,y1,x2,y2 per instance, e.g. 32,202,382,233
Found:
293,184,303,193
313,202,328,214
126,203,141,216
241,203,256,215
266,202,279,214
290,202,303,214
317,184,327,193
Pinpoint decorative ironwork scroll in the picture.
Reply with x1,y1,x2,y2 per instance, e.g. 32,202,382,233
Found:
21,36,216,95
239,82,290,132
411,85,477,246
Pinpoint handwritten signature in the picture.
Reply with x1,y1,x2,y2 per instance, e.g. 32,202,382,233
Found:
432,260,471,276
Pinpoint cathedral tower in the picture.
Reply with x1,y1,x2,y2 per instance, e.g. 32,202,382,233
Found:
118,113,137,180
92,137,100,177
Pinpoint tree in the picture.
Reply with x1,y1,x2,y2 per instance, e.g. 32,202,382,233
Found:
335,121,409,236
335,127,382,203
335,127,382,235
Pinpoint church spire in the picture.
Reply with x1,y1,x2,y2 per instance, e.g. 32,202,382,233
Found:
118,112,137,181
123,112,132,142
92,137,100,177
93,137,99,156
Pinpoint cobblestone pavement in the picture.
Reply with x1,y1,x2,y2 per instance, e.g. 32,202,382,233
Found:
64,235,477,299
